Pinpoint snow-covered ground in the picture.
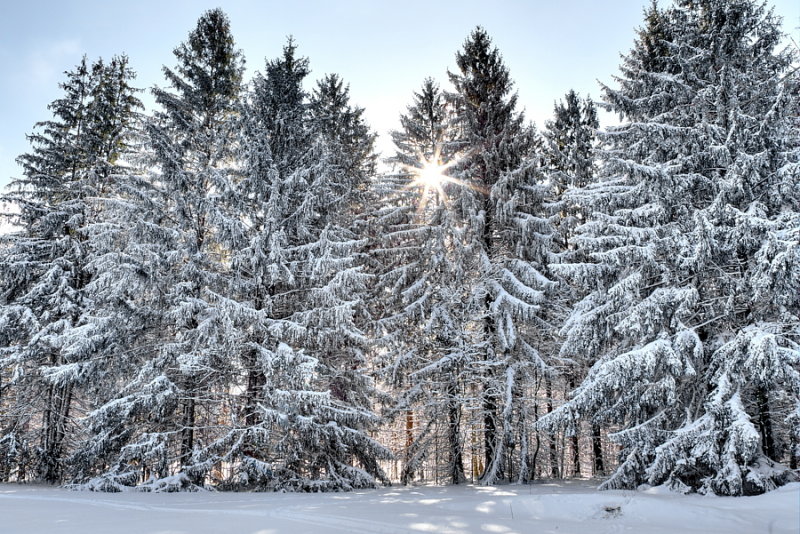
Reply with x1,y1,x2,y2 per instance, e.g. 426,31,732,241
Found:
1,480,797,534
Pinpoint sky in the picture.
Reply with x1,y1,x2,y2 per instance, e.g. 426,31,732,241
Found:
1,0,798,193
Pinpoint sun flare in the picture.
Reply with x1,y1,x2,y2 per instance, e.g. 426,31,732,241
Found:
406,155,454,214
417,160,449,189
402,146,486,216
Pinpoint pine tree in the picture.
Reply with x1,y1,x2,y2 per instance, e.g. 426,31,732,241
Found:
284,71,390,489
76,9,245,490
0,55,140,483
202,39,315,490
543,90,602,477
447,28,553,484
375,77,473,484
539,0,800,495
202,43,389,491
544,90,598,206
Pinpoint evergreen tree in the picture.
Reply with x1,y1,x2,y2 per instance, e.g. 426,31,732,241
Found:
539,0,800,495
543,90,602,477
285,71,389,489
447,28,553,484
544,90,598,206
204,43,389,491
376,78,471,484
77,9,245,490
203,39,315,490
0,56,140,483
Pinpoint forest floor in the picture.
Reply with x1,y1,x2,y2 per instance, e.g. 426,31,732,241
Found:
0,479,797,534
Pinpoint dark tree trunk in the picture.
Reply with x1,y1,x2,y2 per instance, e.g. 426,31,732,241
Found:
592,424,605,476
40,354,73,484
244,291,270,431
405,410,414,450
546,379,559,478
179,304,201,477
569,375,580,477
527,400,541,482
483,393,498,478
244,349,265,428
571,435,580,477
180,381,196,470
478,185,503,483
447,382,466,484
755,387,775,460
400,410,415,484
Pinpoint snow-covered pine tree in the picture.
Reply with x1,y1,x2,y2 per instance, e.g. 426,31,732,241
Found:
544,90,598,225
198,43,389,491
77,9,246,490
66,65,168,488
202,39,316,490
285,72,391,489
447,28,553,484
542,90,602,477
375,77,474,484
0,55,141,483
539,0,800,495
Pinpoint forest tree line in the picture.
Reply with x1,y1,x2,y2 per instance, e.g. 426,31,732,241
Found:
0,0,798,496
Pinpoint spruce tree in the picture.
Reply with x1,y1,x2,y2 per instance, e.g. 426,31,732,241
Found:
206,39,315,489
543,90,602,477
376,78,471,484
206,43,389,491
447,28,553,484
539,0,800,495
0,55,140,484
77,9,245,490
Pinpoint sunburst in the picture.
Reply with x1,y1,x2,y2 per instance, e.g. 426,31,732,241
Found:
404,146,476,214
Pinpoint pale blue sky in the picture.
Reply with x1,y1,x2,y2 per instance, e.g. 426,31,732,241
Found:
1,0,798,191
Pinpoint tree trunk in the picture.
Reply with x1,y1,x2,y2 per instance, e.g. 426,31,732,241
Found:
405,410,414,450
505,375,518,482
482,392,499,479
545,379,559,478
528,400,540,482
41,383,55,480
571,435,580,477
41,382,73,484
244,348,265,428
55,383,73,465
755,387,775,460
479,188,503,484
447,382,466,484
401,410,415,484
180,380,196,470
592,424,605,476
569,375,580,477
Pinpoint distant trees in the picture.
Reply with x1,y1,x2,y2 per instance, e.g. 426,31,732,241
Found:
542,89,601,479
0,0,797,496
377,77,471,485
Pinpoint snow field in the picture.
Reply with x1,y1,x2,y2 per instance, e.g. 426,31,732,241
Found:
0,481,797,534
